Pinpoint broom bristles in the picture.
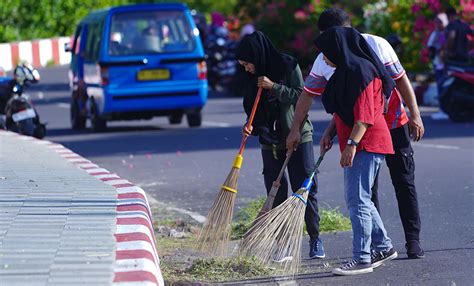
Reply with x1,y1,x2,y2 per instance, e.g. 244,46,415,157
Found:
239,187,309,276
198,166,240,257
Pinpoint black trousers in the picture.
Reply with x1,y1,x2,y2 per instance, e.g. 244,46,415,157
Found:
261,141,320,239
371,124,421,242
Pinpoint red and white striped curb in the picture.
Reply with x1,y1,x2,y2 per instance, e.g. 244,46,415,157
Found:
0,131,164,286
0,36,72,73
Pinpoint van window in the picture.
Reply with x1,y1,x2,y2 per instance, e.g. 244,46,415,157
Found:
85,22,103,61
109,10,195,56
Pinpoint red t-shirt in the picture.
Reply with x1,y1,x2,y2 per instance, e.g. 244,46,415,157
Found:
335,78,394,155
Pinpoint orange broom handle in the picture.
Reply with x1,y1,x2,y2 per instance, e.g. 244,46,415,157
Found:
238,87,263,155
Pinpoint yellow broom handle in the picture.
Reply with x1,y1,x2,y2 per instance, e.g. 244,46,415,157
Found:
238,87,263,155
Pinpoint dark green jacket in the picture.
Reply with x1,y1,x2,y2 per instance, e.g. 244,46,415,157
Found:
261,63,313,150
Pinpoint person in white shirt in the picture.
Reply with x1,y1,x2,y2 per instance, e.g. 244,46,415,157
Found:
287,8,425,260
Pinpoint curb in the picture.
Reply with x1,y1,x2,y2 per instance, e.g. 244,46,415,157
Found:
0,131,164,286
0,36,72,73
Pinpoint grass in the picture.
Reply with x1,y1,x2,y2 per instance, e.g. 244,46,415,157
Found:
155,218,272,284
156,197,351,284
232,197,351,239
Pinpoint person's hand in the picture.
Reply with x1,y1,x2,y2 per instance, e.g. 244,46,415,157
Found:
319,133,333,156
242,123,253,137
257,76,274,90
340,145,357,168
408,114,424,141
286,129,301,151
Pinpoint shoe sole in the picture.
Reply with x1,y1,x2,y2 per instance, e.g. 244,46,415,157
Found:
309,254,326,259
407,253,425,259
332,267,373,276
372,251,398,269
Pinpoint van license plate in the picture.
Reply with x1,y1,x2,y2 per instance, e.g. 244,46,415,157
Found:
12,109,36,122
137,69,170,81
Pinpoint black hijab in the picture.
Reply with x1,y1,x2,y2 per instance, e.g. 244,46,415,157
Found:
313,27,395,126
236,31,296,145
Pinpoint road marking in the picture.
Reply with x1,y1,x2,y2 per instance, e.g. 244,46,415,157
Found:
37,92,44,99
414,143,460,150
57,103,69,108
138,182,167,188
202,121,231,127
146,194,206,224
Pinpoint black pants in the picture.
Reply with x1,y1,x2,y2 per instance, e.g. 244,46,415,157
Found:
261,141,320,240
371,124,421,242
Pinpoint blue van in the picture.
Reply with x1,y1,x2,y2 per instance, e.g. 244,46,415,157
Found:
66,3,208,131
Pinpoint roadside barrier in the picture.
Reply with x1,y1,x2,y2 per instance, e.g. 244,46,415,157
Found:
0,130,164,286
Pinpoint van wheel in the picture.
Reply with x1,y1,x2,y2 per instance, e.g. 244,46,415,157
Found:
169,112,183,125
90,100,107,132
71,98,86,130
186,110,201,127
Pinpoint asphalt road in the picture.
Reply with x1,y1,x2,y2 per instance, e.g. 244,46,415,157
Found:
23,66,474,285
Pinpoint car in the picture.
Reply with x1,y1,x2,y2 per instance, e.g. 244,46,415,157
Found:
66,3,208,131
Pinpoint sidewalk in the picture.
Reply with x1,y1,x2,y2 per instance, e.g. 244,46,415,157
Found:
0,131,163,285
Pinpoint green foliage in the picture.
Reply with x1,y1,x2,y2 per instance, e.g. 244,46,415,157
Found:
0,0,236,43
318,207,352,232
231,196,351,240
362,0,466,72
162,256,272,283
231,197,266,239
186,256,272,282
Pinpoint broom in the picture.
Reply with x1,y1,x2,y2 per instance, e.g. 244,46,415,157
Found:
252,114,309,224
198,87,263,257
239,151,326,276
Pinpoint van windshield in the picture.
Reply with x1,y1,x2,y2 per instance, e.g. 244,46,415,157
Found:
109,10,195,56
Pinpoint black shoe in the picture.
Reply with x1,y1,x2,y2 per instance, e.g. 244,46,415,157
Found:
332,259,373,275
371,248,398,268
406,240,425,259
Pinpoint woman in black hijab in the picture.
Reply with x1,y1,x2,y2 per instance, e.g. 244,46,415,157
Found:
236,31,325,260
314,27,396,276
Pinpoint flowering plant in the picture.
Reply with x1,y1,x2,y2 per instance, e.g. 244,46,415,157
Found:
363,0,467,72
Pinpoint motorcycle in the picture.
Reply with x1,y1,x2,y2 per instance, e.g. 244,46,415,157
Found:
0,63,46,138
206,26,237,93
439,61,474,122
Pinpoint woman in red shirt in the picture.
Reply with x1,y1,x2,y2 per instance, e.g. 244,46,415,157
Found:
313,27,398,276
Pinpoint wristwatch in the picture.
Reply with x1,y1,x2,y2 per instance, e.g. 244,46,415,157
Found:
347,138,359,147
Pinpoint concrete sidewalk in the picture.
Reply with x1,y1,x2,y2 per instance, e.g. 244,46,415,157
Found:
0,131,163,285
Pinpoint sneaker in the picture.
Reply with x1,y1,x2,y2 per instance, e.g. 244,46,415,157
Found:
371,248,398,268
309,238,325,259
406,240,425,259
332,259,373,276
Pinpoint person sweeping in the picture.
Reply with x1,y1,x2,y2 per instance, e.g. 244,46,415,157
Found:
236,31,325,260
296,26,397,275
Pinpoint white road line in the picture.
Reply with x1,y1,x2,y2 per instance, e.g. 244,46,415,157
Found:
202,121,231,127
414,143,461,150
57,103,69,108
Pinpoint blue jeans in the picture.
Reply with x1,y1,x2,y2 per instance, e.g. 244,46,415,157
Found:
344,151,392,263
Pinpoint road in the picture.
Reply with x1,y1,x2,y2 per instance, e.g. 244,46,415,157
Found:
25,66,474,284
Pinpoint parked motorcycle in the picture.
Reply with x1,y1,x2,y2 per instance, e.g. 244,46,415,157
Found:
439,61,474,122
0,63,46,138
206,26,237,93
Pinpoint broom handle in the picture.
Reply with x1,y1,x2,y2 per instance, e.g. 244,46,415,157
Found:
301,149,326,191
271,114,309,187
238,87,263,155
256,114,309,217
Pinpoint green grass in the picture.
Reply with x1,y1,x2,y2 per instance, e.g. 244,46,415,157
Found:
231,197,266,239
156,197,351,284
231,197,351,239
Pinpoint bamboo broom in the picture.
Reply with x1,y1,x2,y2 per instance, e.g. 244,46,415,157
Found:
198,87,263,257
239,152,325,276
